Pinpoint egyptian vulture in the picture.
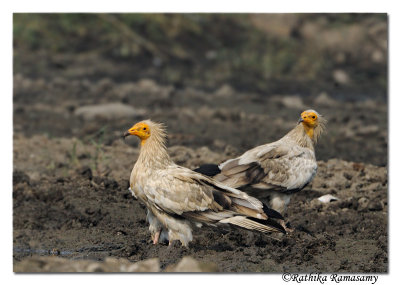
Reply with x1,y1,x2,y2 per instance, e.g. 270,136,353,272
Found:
195,110,326,217
123,120,286,247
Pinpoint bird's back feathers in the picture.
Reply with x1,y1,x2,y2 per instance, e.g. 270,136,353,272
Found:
195,122,320,193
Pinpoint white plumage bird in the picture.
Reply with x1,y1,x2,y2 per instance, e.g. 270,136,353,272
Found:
195,110,326,217
123,120,286,247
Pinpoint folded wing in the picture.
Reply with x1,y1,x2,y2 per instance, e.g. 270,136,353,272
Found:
143,165,286,234
215,143,317,193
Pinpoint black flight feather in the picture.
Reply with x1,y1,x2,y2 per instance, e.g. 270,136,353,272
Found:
262,202,284,220
194,164,221,177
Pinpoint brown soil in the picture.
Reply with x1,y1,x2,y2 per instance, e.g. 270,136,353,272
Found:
13,68,387,271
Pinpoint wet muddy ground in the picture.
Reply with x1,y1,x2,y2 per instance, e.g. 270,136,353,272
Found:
13,61,388,271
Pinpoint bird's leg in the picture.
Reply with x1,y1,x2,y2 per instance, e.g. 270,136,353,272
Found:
153,230,161,244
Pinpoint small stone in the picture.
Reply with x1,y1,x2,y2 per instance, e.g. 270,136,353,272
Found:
318,194,339,203
215,84,234,98
137,78,156,89
368,200,383,211
332,69,350,85
164,256,219,272
371,50,384,63
338,197,358,210
74,103,145,121
357,197,370,211
126,258,160,272
314,92,337,106
280,96,305,109
205,50,217,59
356,125,380,136
86,263,104,272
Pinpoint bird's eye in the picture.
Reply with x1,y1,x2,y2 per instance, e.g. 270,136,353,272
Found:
143,127,147,130
312,116,316,119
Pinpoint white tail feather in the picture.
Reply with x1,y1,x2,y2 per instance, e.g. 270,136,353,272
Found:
219,216,281,233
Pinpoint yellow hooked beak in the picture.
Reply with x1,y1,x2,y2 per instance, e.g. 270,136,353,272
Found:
123,126,138,138
123,122,151,142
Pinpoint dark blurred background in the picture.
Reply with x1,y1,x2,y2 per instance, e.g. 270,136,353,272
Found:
14,14,387,98
13,13,388,166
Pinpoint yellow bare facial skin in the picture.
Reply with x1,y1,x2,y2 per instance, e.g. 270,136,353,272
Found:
125,122,151,144
300,111,318,138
